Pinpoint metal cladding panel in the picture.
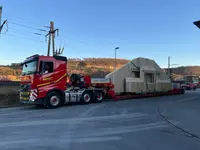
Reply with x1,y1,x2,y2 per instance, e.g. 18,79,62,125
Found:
125,82,146,93
147,83,156,93
125,77,145,93
156,83,162,92
106,63,134,93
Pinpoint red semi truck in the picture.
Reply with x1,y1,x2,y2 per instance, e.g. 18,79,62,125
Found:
20,54,184,108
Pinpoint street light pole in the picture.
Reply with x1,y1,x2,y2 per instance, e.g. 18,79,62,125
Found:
168,56,170,72
115,47,119,70
168,56,171,77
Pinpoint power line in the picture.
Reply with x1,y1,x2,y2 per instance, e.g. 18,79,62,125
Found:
8,20,47,32
8,28,46,36
0,33,46,43
2,16,48,29
8,30,46,39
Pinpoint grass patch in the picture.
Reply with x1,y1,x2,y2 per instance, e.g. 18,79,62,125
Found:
0,85,20,108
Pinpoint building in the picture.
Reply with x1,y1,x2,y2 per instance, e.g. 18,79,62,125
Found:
184,75,200,83
105,57,172,94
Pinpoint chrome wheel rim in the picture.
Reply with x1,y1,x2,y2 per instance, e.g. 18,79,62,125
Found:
96,93,103,101
50,96,60,106
83,94,91,102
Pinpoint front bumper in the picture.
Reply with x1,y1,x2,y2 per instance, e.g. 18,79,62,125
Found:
20,88,40,105
20,98,44,105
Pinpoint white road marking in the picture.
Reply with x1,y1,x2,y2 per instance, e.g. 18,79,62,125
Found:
73,136,121,143
0,112,147,128
177,97,198,102
80,104,104,117
0,121,174,146
61,121,173,138
0,136,121,147
121,109,127,115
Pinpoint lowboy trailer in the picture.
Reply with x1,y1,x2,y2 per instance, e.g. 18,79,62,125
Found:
20,55,184,108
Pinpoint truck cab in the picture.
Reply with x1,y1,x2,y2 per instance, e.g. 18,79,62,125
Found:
20,54,67,108
20,54,114,108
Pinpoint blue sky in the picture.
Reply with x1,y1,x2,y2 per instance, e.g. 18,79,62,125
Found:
1,0,200,68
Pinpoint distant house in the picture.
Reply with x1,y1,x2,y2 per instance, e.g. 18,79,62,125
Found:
184,75,200,83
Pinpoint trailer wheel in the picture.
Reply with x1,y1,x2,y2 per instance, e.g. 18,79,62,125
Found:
94,91,104,103
45,92,61,108
81,91,92,104
181,89,185,94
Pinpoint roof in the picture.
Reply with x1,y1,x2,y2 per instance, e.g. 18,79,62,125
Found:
106,57,167,77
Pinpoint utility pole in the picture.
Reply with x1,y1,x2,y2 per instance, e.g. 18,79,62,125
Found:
0,6,2,26
46,21,59,56
115,47,119,70
0,6,7,34
47,27,51,56
51,22,55,55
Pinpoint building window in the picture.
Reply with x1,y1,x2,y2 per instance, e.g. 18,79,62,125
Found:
145,73,154,83
156,73,160,80
133,71,140,78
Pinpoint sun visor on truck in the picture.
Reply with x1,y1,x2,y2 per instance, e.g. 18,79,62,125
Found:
23,55,39,64
53,56,67,62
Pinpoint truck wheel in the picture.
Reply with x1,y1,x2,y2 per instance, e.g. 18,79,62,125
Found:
94,91,104,103
81,91,92,104
45,92,61,108
193,87,196,90
181,89,185,94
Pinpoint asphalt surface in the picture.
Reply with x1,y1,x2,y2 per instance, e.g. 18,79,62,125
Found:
0,90,200,150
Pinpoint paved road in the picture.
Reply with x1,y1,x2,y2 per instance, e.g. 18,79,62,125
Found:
0,90,200,150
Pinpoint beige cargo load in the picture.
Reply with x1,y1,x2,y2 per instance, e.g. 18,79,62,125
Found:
105,57,172,94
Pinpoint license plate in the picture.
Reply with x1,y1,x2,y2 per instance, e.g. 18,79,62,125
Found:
20,92,30,95
21,97,29,101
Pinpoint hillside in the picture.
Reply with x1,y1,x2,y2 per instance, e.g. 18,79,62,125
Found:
0,58,129,80
170,66,200,76
1,58,200,81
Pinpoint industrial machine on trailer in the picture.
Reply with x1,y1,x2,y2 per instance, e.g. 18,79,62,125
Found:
20,54,184,108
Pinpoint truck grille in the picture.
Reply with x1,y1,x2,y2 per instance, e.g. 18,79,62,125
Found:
21,84,30,90
20,84,30,101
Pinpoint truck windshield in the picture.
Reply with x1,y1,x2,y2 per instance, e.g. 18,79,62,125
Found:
22,61,37,75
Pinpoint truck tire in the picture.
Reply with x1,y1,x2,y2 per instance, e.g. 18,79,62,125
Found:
81,91,92,104
45,92,62,108
180,89,185,94
94,91,104,103
193,87,196,90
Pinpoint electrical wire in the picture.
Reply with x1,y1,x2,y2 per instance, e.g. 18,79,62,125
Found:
0,33,46,43
1,17,66,52
2,16,48,30
8,28,46,36
8,21,47,32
